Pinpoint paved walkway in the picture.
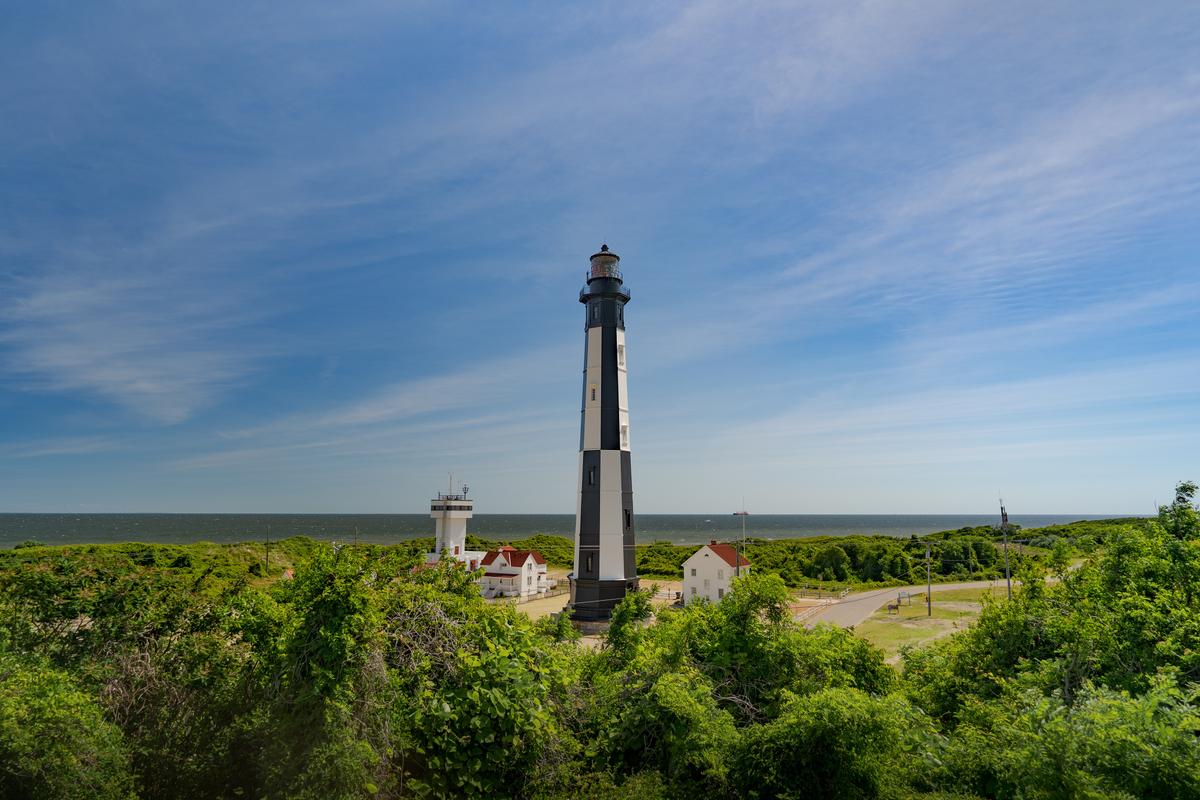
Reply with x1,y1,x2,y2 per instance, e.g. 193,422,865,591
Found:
802,579,1008,628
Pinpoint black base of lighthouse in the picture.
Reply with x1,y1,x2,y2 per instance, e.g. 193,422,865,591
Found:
567,576,640,621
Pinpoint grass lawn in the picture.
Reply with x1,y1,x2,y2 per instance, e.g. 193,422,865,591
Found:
854,585,1005,661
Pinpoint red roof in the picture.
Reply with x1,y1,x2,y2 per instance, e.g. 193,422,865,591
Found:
482,571,518,578
481,548,546,568
507,550,546,567
704,542,751,568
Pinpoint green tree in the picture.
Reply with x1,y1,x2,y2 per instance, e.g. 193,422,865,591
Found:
268,544,394,800
0,652,135,800
605,587,655,662
813,545,850,582
731,687,923,800
939,678,1200,800
1161,480,1199,540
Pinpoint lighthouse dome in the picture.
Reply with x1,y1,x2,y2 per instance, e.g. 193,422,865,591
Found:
588,244,622,281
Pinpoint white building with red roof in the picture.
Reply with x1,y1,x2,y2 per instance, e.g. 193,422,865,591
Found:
682,540,751,604
478,546,551,599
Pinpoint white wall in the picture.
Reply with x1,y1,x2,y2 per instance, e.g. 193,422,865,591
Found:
682,546,749,604
478,556,550,599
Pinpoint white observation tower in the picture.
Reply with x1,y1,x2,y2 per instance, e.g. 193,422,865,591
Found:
426,481,485,570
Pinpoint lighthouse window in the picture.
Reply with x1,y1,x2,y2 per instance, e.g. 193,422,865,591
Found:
624,509,631,529
621,425,629,447
591,385,597,402
586,554,593,572
588,466,596,486
617,345,625,366
591,304,599,321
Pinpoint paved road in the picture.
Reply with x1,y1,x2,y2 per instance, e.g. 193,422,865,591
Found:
802,579,1009,628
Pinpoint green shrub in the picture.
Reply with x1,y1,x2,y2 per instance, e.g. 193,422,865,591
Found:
732,687,923,800
938,679,1200,800
0,653,135,799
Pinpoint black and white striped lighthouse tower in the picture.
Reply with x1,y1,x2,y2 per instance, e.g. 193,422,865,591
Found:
568,244,639,621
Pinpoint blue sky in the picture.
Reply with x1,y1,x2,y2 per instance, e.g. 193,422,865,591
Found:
1,1,1198,514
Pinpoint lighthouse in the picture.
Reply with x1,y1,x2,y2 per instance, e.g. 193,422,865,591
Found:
568,244,639,621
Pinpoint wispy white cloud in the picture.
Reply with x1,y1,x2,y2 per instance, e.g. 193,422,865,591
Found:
0,1,981,427
0,266,272,423
0,435,122,459
711,355,1200,472
223,344,574,437
896,283,1200,372
173,343,577,470
777,79,1200,313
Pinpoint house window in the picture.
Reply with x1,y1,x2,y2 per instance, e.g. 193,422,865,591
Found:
690,568,696,577
527,575,532,585
617,345,625,366
704,579,710,589
588,466,596,486
718,588,724,599
690,586,696,596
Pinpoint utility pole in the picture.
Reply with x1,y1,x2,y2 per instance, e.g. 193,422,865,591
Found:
1000,498,1012,601
734,503,749,578
925,543,932,617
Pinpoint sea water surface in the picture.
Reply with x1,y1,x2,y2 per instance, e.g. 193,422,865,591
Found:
0,513,1128,550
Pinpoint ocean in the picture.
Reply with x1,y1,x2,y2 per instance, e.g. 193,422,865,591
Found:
0,513,1128,550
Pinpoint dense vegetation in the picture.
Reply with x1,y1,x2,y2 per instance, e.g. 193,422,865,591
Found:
0,493,1195,798
634,518,1139,586
475,518,1138,588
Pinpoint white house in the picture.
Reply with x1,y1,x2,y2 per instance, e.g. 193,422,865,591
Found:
478,546,551,599
682,540,751,604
